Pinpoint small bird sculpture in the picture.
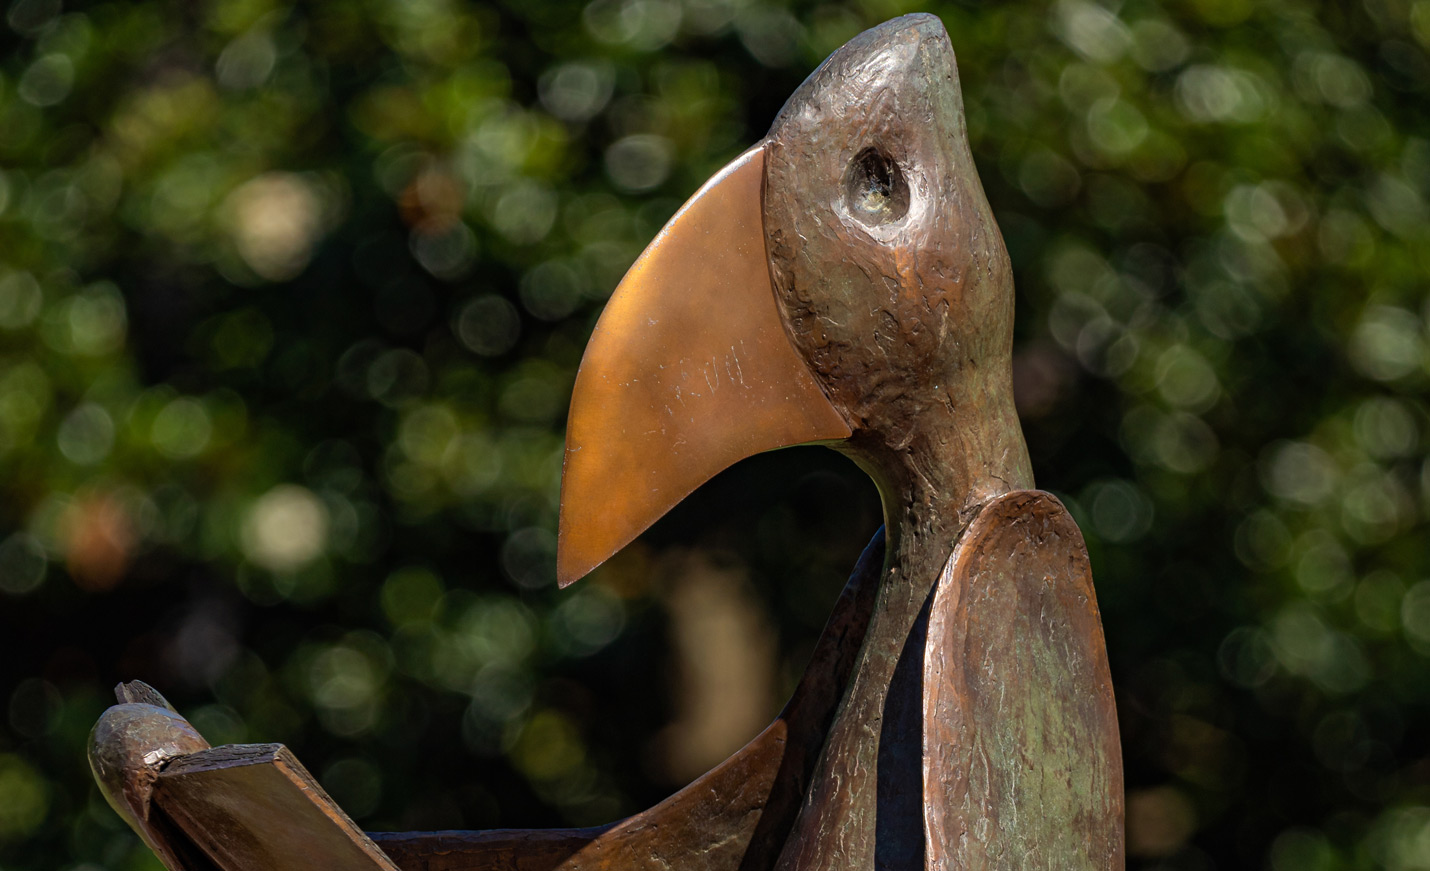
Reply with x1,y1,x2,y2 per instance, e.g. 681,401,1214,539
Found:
89,14,1123,871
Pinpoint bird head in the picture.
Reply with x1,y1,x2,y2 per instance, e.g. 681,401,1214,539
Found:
557,14,1029,587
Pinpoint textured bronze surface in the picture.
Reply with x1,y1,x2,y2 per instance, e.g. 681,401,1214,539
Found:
764,18,1047,871
764,14,1032,516
89,682,214,871
557,145,851,586
155,744,399,871
924,491,1123,870
370,828,610,871
90,682,396,871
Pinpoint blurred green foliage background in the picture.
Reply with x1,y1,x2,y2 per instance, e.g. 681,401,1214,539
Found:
2,0,1429,868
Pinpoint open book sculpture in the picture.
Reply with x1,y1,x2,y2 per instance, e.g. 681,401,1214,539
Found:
89,14,1124,871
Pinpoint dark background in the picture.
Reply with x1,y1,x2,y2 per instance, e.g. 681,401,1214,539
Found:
2,0,1429,868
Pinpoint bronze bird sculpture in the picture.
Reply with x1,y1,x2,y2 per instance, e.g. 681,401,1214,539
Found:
89,14,1123,871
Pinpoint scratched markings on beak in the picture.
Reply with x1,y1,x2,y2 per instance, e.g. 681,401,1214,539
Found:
557,145,851,586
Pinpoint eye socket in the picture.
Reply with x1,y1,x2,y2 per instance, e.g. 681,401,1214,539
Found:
843,147,909,227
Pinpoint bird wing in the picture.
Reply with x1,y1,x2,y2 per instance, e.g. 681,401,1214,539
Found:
923,490,1124,870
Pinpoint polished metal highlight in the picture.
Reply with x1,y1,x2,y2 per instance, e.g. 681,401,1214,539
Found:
556,145,850,587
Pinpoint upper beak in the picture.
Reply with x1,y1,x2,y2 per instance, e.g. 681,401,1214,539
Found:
556,145,851,586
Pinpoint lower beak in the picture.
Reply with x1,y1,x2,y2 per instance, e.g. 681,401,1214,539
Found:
556,145,851,586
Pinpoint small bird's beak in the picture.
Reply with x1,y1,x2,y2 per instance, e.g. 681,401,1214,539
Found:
556,145,851,586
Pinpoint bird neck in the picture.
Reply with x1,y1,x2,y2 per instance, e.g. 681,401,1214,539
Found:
847,361,1034,568
777,378,1032,868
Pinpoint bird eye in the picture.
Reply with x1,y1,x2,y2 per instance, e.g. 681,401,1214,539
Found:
843,148,909,227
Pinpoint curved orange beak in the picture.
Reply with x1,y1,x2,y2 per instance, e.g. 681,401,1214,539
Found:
556,146,851,586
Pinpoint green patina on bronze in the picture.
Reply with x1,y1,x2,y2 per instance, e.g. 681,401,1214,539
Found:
925,493,1122,869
